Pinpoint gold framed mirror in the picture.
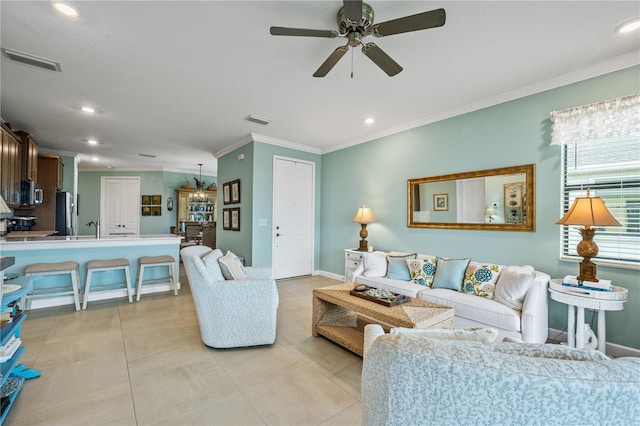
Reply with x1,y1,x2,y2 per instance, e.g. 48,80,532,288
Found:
407,164,535,231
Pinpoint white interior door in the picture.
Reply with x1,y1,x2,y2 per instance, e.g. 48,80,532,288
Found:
456,177,485,223
272,157,314,279
100,177,140,235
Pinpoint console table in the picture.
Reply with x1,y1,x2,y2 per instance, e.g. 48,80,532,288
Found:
549,279,628,354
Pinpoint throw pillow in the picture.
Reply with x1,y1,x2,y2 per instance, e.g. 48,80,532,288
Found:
462,262,504,299
493,265,536,311
218,250,246,280
391,327,500,344
405,256,437,287
362,252,387,277
432,258,470,291
386,254,416,280
201,249,225,281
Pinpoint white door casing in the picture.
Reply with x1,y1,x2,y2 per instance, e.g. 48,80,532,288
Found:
272,157,314,279
100,177,140,236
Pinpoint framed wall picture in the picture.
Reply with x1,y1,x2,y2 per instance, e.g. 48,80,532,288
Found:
141,206,151,216
230,179,241,204
223,208,231,230
142,195,152,205
223,182,231,205
151,206,161,216
230,207,240,231
433,193,448,211
504,182,524,224
152,195,162,205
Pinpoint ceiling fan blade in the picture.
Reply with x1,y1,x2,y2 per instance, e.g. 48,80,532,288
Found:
313,46,349,77
373,8,446,37
343,0,363,23
361,43,402,76
270,26,338,38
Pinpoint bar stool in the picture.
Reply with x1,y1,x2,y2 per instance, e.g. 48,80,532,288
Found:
83,258,133,309
136,255,177,301
24,261,81,311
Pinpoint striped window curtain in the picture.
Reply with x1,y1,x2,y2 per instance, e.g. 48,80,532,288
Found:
551,94,640,266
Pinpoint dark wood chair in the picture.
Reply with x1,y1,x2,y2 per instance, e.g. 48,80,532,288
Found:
202,224,216,249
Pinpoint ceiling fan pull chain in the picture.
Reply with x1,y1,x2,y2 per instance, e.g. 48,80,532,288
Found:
351,48,354,79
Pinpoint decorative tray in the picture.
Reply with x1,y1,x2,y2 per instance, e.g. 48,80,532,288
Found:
350,285,410,307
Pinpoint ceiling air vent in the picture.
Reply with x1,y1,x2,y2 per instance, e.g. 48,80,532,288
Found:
1,48,62,72
246,114,271,125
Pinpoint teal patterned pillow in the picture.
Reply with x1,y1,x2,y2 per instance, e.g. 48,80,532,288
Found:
406,257,437,287
462,262,503,299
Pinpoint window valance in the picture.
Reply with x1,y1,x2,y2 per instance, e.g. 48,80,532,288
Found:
550,93,640,145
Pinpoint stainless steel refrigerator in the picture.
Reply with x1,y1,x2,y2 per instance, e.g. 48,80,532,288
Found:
55,191,75,236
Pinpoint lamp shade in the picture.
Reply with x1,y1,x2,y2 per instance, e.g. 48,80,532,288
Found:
484,205,497,216
557,192,621,227
353,205,376,224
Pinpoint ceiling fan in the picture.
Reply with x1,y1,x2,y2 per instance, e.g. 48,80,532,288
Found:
270,0,446,77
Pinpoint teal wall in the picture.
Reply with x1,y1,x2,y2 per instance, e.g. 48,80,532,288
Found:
216,144,254,264
77,170,216,236
216,141,322,267
320,66,640,349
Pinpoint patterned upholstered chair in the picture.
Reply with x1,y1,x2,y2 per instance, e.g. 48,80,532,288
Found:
180,245,279,348
362,324,640,426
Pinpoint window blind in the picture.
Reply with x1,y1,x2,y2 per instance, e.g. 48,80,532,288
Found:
561,136,640,265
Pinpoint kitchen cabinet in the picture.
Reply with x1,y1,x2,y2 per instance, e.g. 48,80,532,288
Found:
176,188,216,232
31,155,62,231
15,131,38,182
0,123,21,206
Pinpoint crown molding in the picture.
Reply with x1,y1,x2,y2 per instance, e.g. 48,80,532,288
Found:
215,133,322,159
324,52,640,154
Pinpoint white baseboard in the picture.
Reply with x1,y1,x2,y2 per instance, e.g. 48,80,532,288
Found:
547,327,640,358
318,270,343,281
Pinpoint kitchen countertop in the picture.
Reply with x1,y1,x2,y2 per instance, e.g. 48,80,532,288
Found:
5,230,55,237
1,234,181,250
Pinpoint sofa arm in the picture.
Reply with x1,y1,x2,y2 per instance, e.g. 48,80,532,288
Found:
363,324,385,358
245,267,273,280
520,271,550,343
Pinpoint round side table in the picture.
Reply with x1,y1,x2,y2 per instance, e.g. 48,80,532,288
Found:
549,279,628,353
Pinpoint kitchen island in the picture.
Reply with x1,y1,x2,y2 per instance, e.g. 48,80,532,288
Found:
0,234,181,309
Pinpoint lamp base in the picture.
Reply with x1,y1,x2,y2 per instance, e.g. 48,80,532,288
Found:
577,259,598,283
357,239,368,251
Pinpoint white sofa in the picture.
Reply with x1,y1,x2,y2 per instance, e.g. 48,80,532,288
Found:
351,251,550,343
361,327,640,426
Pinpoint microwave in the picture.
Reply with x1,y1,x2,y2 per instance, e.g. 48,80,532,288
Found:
21,180,43,206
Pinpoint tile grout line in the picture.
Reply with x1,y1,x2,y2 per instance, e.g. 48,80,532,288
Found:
117,300,140,426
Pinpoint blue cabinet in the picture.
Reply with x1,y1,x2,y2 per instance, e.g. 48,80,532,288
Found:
1,275,34,424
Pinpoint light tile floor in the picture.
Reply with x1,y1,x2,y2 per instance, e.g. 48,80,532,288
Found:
6,272,363,426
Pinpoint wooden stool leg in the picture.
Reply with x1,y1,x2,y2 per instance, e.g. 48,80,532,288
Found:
136,264,145,302
124,266,133,303
83,269,93,310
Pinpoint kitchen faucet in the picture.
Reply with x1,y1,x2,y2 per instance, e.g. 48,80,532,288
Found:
86,218,101,239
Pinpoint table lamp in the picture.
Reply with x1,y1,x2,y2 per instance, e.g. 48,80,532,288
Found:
485,205,497,222
353,204,376,251
556,188,621,282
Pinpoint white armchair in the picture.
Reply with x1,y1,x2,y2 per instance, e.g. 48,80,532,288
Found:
180,246,279,348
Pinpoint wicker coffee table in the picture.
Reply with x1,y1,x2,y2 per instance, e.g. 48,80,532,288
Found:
312,283,454,356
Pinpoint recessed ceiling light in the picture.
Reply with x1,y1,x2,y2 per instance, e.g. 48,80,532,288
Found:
616,18,640,34
53,3,78,18
364,118,375,124
87,139,98,145
81,106,95,113
91,157,99,162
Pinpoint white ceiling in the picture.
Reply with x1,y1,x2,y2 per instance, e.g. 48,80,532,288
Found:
1,1,638,175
